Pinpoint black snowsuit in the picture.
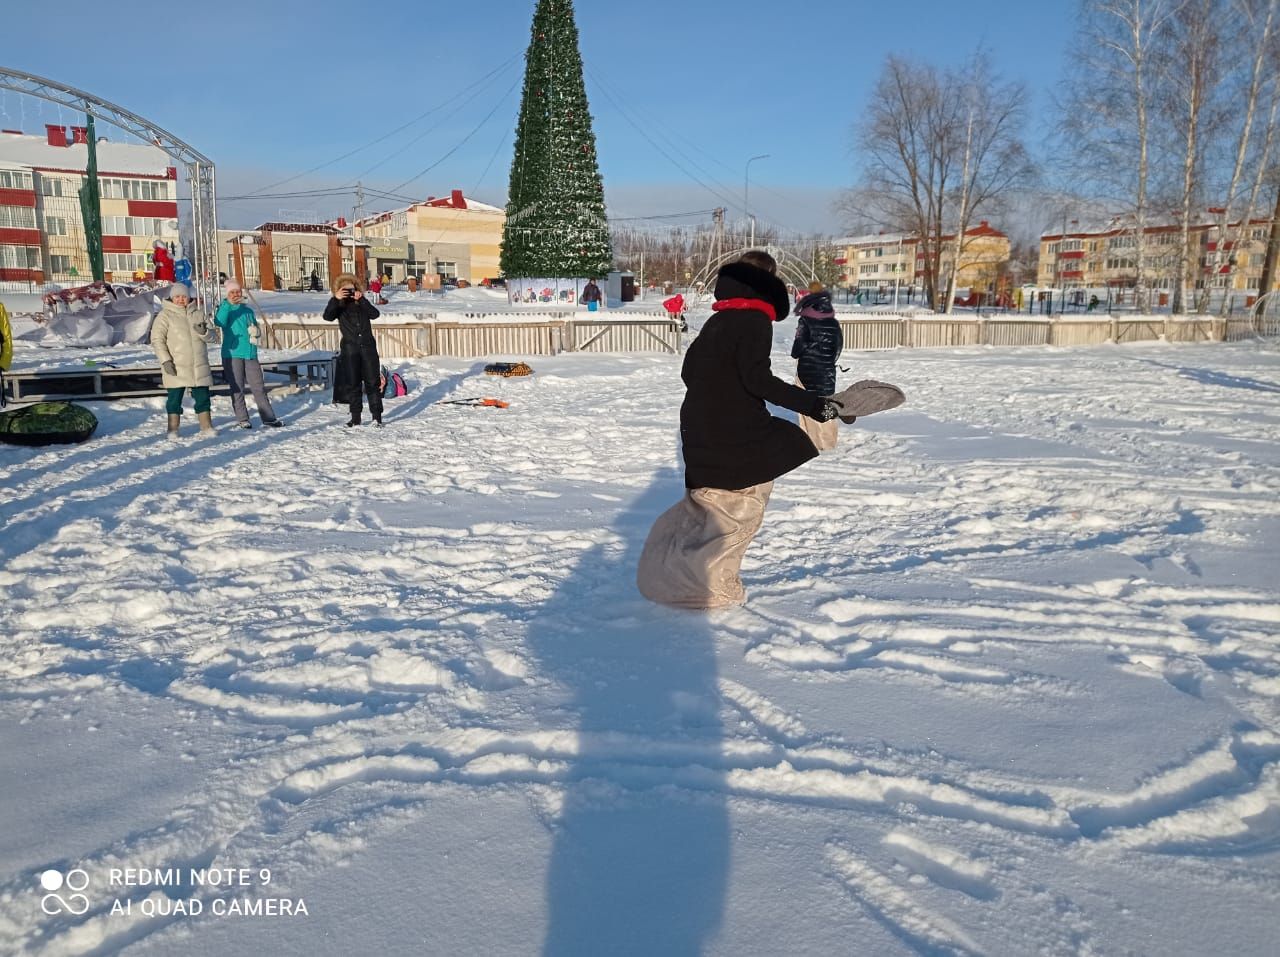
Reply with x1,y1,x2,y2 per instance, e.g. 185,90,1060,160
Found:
791,314,843,394
679,262,827,490
323,295,383,422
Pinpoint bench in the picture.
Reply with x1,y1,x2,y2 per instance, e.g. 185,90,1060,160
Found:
2,355,335,403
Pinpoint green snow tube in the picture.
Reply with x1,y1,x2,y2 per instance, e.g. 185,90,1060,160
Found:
0,401,99,446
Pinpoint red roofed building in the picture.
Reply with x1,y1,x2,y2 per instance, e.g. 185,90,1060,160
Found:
0,126,179,284
353,189,505,284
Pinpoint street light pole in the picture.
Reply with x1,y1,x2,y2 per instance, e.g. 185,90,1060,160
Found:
745,154,769,248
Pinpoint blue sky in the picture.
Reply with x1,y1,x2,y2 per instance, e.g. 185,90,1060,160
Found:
0,0,1073,234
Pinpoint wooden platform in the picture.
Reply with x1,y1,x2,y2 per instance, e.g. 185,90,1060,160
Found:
2,355,334,403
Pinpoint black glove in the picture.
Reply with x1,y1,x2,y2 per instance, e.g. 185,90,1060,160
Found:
162,360,177,376
814,399,841,423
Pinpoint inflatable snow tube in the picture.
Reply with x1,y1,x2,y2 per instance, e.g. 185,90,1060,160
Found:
0,401,99,446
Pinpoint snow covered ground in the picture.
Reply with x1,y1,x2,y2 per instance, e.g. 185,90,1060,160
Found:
1,323,1279,955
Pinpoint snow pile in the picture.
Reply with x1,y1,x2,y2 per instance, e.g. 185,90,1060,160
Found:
0,339,1278,955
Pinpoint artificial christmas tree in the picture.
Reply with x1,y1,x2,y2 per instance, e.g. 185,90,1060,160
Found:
501,0,612,285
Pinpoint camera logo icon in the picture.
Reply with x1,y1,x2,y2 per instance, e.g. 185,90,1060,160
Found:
40,869,90,916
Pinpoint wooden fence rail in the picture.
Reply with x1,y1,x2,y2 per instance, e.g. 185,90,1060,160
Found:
837,315,1273,351
260,313,1276,360
264,315,678,358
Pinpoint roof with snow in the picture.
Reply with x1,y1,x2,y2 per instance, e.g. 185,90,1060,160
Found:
355,189,503,228
0,129,171,176
833,232,915,246
835,222,1007,246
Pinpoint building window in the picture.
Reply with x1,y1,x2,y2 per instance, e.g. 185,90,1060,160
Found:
105,253,148,272
103,215,166,237
437,260,457,279
41,178,65,197
43,215,67,235
0,169,33,190
49,254,73,273
273,254,291,280
98,178,170,201
301,255,326,282
0,206,37,228
0,244,40,268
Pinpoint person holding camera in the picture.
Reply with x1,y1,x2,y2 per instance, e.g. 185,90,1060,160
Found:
152,282,216,440
322,273,383,427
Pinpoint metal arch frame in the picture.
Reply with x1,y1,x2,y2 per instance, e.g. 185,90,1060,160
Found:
1250,289,1280,337
0,67,219,315
687,243,820,307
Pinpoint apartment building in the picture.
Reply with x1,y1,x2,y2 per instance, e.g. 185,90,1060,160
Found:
0,125,179,284
832,231,917,292
1038,214,1279,298
834,221,1010,294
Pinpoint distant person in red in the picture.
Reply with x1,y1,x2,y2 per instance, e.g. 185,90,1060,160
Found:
152,241,175,282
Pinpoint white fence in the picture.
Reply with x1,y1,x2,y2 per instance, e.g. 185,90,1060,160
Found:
837,314,1265,351
262,313,679,359
258,312,1277,360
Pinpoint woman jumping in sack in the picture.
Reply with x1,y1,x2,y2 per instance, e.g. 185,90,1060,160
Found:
152,283,216,440
636,251,902,610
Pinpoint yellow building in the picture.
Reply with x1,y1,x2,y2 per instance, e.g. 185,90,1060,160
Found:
832,231,917,292
1038,214,1279,299
933,221,1011,291
355,190,504,284
834,221,1010,297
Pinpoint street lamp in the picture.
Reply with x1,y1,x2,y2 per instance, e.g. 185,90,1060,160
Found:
745,154,769,248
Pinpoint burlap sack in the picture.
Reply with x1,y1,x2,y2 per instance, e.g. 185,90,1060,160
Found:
636,482,773,609
794,378,838,451
797,412,839,451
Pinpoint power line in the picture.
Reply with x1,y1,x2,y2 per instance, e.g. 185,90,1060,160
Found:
385,78,520,197
583,66,746,218
352,58,521,182
240,53,523,198
586,63,838,233
609,208,719,222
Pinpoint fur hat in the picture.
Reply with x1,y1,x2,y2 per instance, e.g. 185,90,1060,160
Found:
169,282,192,299
332,273,361,292
796,291,834,319
714,261,791,323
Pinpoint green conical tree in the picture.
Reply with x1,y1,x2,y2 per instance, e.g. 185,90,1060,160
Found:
501,0,612,279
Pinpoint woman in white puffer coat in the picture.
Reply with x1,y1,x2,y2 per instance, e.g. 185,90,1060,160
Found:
151,283,215,439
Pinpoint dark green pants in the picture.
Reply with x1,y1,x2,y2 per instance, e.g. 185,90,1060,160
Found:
166,386,210,415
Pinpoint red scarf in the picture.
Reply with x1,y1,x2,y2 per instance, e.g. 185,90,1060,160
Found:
712,298,777,322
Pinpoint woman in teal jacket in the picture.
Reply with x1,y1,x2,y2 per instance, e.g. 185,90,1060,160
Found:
214,280,283,428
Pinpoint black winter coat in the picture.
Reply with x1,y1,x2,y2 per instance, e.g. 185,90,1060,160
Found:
791,315,843,394
680,262,826,490
322,296,381,349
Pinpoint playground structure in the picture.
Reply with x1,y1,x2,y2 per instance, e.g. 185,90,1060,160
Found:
0,67,218,316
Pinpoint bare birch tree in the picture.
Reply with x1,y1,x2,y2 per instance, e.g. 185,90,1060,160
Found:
1063,0,1184,310
1207,0,1279,313
851,53,1034,311
1157,0,1225,313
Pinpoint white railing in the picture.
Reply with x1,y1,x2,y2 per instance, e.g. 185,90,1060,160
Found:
837,314,1264,351
261,314,679,358
258,312,1270,360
